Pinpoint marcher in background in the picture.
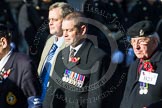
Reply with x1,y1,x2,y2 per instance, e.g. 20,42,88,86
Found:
120,20,162,108
0,24,42,108
129,0,162,26
37,2,74,103
18,0,53,67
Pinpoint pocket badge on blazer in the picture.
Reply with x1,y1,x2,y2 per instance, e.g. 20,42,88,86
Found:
6,92,17,105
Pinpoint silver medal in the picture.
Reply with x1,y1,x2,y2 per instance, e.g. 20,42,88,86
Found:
139,89,144,95
62,76,66,82
143,88,148,94
66,77,69,82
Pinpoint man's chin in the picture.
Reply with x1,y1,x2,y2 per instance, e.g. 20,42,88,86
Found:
50,31,56,35
65,43,76,47
65,42,71,46
136,55,145,59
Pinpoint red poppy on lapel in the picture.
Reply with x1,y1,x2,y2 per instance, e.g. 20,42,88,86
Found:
143,61,154,72
0,68,11,80
69,57,80,63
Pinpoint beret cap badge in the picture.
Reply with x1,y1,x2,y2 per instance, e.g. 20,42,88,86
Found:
139,29,144,36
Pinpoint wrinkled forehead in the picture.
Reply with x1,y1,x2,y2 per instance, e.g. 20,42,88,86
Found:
131,36,149,40
62,19,77,26
49,8,62,18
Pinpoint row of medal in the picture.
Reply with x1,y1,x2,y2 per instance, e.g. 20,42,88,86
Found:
0,68,11,83
62,69,85,88
139,82,148,95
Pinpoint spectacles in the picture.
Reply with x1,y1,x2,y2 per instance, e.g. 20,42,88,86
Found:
130,37,151,45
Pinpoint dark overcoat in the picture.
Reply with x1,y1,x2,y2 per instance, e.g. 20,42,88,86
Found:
43,39,110,108
120,48,162,108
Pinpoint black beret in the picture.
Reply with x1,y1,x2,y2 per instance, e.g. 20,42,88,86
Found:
127,20,155,38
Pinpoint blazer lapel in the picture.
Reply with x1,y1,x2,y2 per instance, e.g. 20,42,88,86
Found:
42,37,54,62
75,39,90,64
62,47,70,67
62,47,79,69
129,59,140,96
62,39,92,69
38,36,54,75
3,53,16,78
49,41,66,76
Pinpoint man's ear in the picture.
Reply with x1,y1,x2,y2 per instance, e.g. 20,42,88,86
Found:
0,37,8,48
80,25,87,36
153,37,158,43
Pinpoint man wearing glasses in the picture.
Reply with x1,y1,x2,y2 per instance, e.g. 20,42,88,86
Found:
120,20,162,108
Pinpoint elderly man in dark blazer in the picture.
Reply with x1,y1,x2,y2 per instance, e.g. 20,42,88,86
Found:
120,20,162,108
0,24,42,107
43,12,110,108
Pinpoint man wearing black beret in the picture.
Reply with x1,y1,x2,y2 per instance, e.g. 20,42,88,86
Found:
120,20,162,108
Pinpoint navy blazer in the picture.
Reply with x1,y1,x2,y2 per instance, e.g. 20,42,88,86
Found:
0,52,42,108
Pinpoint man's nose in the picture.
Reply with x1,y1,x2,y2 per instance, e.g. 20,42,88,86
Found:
49,20,53,25
63,31,68,37
134,44,140,50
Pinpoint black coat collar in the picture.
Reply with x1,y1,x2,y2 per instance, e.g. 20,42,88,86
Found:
62,39,93,69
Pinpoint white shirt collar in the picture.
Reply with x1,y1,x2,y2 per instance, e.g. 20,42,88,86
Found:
70,41,85,56
55,36,64,47
51,35,64,47
0,49,13,71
